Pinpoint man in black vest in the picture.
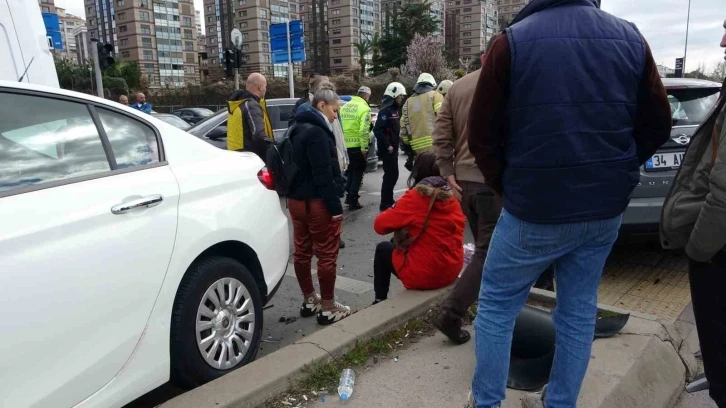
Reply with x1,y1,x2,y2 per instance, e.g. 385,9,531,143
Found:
466,1,672,407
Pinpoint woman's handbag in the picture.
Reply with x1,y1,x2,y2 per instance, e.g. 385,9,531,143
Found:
392,188,441,250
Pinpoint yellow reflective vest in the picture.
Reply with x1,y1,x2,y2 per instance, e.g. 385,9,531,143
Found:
400,90,444,154
226,98,273,151
340,95,371,150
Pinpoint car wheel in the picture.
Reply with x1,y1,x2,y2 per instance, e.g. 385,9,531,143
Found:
170,256,263,388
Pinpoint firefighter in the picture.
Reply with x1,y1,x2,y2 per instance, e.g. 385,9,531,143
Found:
374,82,407,211
400,73,444,170
340,86,372,210
437,80,454,96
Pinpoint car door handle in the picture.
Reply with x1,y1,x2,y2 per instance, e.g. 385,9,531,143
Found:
111,195,164,214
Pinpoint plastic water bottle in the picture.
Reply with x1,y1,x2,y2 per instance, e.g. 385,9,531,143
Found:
463,243,475,265
338,368,355,401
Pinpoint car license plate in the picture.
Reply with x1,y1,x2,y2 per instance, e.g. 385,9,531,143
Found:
645,152,685,171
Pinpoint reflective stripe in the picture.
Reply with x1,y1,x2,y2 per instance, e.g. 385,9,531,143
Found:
410,135,433,152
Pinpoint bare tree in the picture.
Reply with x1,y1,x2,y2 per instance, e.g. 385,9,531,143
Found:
458,57,473,73
400,34,453,81
711,61,726,83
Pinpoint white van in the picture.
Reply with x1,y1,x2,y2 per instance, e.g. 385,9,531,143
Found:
0,0,59,87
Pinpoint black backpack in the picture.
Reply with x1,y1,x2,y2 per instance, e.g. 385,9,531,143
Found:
266,124,299,196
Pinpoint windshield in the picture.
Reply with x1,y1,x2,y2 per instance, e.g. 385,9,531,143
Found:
155,115,191,130
190,108,214,117
668,87,720,127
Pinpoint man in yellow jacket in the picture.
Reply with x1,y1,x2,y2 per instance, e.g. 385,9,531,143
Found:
340,86,372,210
401,73,444,169
227,73,274,162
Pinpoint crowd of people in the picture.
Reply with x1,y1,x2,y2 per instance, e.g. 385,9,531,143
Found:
224,0,726,406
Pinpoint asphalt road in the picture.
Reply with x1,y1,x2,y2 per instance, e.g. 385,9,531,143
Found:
125,154,473,407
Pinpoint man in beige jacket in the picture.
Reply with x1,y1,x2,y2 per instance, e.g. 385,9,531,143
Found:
661,20,726,405
432,69,500,344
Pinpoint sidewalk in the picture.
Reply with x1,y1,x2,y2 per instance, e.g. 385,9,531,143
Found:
308,317,697,408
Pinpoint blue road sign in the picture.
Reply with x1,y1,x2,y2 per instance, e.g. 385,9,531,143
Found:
269,20,306,63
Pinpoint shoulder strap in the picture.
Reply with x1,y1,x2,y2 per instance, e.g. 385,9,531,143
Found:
399,188,441,248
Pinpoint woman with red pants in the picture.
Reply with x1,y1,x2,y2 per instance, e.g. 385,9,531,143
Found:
372,152,466,304
287,83,352,325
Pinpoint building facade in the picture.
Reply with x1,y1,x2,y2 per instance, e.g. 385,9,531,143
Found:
57,8,86,60
444,0,497,64
38,0,58,14
85,0,200,87
202,0,301,78
300,0,382,76
73,26,92,65
497,0,528,28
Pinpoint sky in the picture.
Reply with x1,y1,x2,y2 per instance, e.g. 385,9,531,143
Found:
56,0,726,72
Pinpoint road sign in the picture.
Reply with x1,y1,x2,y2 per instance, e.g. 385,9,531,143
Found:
675,57,684,78
269,20,305,63
231,28,242,48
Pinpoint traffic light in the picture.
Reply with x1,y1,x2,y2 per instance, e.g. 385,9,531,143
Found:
97,42,115,70
224,49,234,78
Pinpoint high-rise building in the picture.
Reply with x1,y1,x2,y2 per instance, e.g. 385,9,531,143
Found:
73,26,92,65
300,0,382,76
444,0,497,64
56,8,86,60
38,0,58,14
497,0,529,28
195,10,203,37
202,0,300,78
85,0,200,87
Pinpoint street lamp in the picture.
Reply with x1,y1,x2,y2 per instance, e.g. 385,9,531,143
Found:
683,0,692,77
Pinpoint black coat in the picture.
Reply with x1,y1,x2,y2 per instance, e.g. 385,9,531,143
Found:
286,103,344,216
373,96,401,152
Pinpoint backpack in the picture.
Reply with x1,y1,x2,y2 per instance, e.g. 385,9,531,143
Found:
266,123,299,196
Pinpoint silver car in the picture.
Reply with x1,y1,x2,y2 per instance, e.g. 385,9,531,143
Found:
622,78,722,235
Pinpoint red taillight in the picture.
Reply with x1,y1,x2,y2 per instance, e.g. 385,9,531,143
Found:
257,167,275,190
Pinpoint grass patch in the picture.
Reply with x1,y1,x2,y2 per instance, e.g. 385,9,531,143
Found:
264,309,439,407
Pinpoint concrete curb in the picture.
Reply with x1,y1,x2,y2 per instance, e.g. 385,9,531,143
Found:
161,285,453,408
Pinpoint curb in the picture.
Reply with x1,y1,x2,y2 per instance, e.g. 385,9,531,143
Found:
161,285,453,408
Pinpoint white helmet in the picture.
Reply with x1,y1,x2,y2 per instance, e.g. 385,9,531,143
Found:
437,80,453,95
416,73,437,87
384,82,407,98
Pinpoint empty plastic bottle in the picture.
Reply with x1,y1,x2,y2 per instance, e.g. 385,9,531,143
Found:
463,243,475,265
338,368,355,401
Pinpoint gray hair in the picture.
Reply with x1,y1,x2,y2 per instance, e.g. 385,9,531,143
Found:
312,81,339,107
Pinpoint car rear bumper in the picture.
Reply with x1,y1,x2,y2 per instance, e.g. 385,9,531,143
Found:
621,197,665,232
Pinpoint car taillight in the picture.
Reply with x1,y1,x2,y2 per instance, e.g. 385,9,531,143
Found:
257,167,275,190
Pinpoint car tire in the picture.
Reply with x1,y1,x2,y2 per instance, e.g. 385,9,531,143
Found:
170,256,263,389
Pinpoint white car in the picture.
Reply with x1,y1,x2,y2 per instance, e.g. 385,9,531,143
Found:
0,81,289,408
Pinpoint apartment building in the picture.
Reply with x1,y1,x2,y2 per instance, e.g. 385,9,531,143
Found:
444,0,497,64
38,0,58,14
497,0,528,28
56,8,87,60
85,0,200,87
299,0,382,76
202,0,300,78
73,26,93,65
195,10,203,37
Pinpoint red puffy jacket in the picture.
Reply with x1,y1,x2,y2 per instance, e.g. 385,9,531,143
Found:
374,184,466,290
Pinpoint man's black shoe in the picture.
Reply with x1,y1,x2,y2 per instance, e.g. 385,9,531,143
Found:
433,312,471,345
348,202,363,211
339,238,346,249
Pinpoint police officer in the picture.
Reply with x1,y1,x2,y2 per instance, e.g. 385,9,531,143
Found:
401,73,444,170
341,86,372,210
374,82,407,211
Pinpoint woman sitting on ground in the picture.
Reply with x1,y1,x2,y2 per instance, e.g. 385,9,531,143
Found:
371,152,466,304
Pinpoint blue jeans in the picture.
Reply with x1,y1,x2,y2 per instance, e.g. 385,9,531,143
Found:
472,209,622,408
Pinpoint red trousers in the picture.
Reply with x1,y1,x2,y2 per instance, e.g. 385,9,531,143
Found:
289,199,342,301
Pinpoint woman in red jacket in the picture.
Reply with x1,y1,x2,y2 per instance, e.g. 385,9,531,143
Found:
372,152,466,304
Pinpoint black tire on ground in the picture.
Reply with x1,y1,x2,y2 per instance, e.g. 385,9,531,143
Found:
170,256,263,389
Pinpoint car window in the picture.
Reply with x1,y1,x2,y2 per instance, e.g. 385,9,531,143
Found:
668,88,720,127
155,114,192,130
0,92,110,193
97,108,160,169
190,108,214,117
267,104,295,130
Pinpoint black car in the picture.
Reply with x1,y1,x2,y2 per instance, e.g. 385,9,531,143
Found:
187,98,378,172
171,108,215,125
